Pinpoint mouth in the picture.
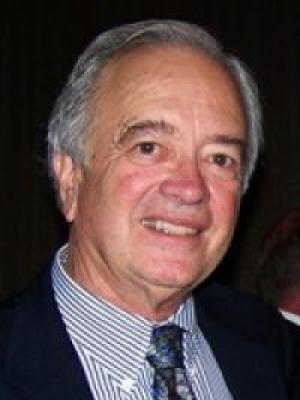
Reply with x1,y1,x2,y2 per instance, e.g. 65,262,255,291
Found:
141,218,200,237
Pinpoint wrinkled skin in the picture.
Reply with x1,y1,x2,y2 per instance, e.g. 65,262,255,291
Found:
54,46,246,321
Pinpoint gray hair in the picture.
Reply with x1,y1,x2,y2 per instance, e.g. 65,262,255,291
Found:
47,19,263,191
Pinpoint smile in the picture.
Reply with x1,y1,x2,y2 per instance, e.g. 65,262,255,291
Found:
142,219,199,236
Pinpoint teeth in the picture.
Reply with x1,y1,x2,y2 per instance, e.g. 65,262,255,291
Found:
142,219,198,236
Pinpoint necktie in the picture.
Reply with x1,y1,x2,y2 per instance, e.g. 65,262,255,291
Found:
147,324,196,400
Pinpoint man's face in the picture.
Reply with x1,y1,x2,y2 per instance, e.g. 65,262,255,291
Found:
60,46,246,313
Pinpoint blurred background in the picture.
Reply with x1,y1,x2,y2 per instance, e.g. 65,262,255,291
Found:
1,0,300,301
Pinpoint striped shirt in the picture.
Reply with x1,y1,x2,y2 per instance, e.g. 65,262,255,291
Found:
52,245,232,400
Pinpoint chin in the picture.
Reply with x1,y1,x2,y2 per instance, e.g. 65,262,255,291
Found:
145,260,209,290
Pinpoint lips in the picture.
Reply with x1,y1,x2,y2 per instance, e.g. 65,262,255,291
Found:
142,218,200,236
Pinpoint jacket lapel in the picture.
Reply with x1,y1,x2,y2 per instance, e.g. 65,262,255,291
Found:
195,283,288,400
3,269,93,400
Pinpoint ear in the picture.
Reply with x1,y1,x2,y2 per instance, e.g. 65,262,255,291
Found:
52,152,83,222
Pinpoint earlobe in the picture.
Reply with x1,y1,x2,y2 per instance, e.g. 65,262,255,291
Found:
53,152,82,222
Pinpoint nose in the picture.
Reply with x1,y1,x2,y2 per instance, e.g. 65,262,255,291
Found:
159,159,209,206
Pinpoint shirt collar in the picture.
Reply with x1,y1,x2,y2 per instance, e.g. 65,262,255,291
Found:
280,309,300,326
52,245,198,384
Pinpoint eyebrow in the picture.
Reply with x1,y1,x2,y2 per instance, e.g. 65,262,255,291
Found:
209,134,246,150
117,119,175,144
209,134,247,159
209,134,245,146
115,122,246,155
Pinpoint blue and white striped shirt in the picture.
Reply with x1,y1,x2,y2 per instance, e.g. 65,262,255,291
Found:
52,245,232,400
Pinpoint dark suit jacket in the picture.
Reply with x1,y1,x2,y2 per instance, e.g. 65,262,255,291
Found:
284,320,300,400
0,268,297,399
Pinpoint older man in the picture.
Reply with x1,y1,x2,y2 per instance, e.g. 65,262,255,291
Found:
0,20,296,399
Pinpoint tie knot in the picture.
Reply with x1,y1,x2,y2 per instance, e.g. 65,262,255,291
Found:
147,324,184,369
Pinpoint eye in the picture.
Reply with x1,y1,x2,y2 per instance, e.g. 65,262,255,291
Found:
203,152,241,181
211,153,235,168
128,140,167,165
137,142,157,155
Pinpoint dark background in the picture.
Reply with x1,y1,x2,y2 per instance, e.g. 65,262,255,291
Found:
1,0,300,301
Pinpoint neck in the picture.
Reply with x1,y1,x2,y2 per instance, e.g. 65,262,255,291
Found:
65,238,189,322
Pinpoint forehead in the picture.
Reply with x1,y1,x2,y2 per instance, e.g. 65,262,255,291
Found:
99,45,241,95
90,45,246,138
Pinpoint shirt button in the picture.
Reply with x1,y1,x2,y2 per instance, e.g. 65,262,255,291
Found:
121,378,134,392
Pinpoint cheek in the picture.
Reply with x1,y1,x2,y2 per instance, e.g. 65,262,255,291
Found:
210,186,241,228
110,166,160,206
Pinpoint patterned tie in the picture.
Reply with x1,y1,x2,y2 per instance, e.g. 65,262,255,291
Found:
146,324,196,400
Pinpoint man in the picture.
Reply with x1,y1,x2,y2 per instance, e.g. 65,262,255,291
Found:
256,210,300,325
0,20,296,399
256,210,300,399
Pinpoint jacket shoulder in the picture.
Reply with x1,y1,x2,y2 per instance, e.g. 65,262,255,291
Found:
0,296,21,364
196,281,284,339
195,282,294,382
0,273,47,368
